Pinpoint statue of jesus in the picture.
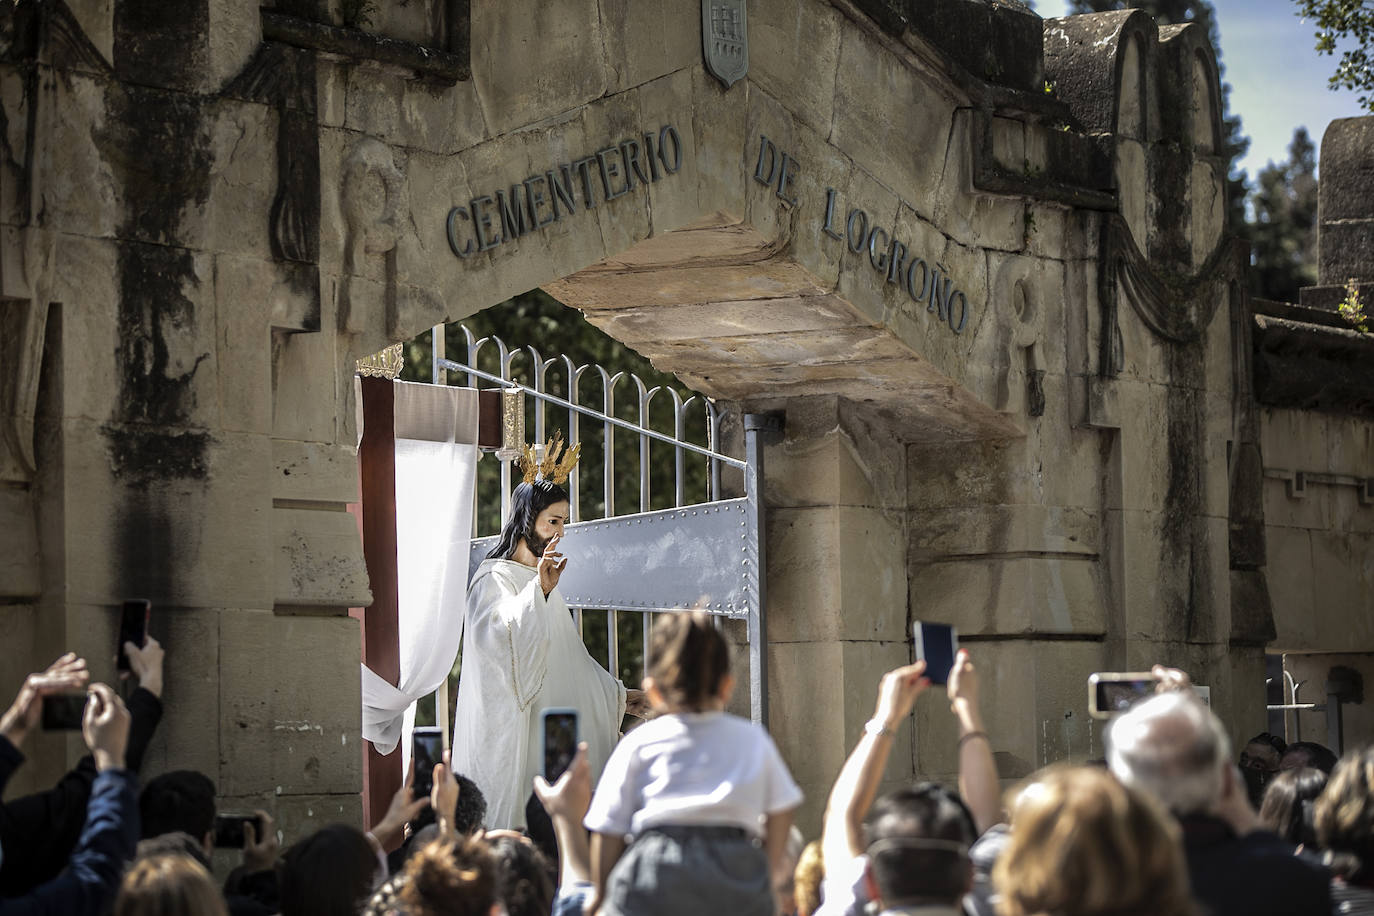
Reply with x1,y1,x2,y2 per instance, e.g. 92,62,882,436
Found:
451,437,645,830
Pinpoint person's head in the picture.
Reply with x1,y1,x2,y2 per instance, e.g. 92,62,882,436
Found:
279,824,381,916
139,771,217,853
1282,740,1338,774
1316,746,1374,880
1258,766,1328,847
644,610,733,713
409,773,487,843
453,773,488,834
1241,732,1287,772
114,852,229,916
486,480,569,562
1106,690,1231,816
397,834,501,916
793,840,824,916
1239,732,1288,805
488,835,553,916
862,783,977,909
134,832,211,870
994,766,1198,916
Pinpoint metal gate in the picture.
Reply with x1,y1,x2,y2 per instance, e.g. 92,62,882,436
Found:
428,324,775,725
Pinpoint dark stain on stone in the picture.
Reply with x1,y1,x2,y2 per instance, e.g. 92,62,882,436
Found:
103,426,211,487
111,491,176,607
1162,346,1213,643
91,5,221,603
113,0,210,90
93,73,215,481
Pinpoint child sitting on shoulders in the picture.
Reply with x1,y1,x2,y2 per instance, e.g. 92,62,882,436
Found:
583,610,802,916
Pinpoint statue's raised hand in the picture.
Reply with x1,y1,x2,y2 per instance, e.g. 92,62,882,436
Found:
538,532,567,598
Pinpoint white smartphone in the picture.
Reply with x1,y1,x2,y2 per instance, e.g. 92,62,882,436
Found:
912,621,959,686
1087,672,1156,719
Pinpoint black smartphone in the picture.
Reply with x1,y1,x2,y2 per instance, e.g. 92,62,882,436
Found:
41,693,88,731
912,621,959,686
117,599,151,673
1088,672,1156,719
541,708,579,782
412,726,444,798
213,813,262,848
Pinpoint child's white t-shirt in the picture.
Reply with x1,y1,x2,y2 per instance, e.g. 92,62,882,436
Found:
583,710,803,839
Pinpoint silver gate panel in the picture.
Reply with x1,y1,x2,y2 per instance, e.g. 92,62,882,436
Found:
468,498,753,618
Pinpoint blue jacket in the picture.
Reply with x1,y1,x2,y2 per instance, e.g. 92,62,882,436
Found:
0,763,138,916
0,688,161,895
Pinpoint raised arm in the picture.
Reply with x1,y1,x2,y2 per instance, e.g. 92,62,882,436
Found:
533,742,594,889
821,663,929,868
0,684,136,916
471,570,552,713
947,649,1001,834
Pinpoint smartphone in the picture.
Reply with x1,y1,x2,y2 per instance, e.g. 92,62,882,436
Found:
541,708,579,782
912,622,959,686
41,693,88,731
117,599,151,673
412,726,444,798
1088,672,1156,719
212,813,262,848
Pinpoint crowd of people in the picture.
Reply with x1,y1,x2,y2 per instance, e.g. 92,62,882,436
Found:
2,610,1371,916
1,460,1369,916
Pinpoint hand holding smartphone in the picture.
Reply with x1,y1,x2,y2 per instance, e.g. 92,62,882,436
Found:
117,599,151,673
541,709,579,783
412,726,444,798
41,693,89,731
912,622,959,686
213,813,263,848
1087,672,1156,719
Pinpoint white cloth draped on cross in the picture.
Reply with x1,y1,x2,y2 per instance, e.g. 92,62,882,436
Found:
357,378,480,761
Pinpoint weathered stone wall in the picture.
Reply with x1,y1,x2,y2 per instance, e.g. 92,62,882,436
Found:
1264,410,1374,652
1,0,1366,843
1259,117,1374,665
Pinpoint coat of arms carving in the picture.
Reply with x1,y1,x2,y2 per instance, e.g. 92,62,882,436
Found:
702,0,748,89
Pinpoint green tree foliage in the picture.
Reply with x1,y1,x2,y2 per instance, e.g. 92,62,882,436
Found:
1067,0,1252,231
1294,0,1374,112
1247,128,1319,302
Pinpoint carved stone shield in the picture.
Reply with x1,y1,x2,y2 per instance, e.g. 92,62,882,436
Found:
702,0,748,89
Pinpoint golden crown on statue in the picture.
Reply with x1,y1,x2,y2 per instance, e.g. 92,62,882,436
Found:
518,432,581,486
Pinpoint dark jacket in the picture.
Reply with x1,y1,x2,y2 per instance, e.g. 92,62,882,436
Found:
1181,814,1332,916
0,768,139,915
0,687,161,896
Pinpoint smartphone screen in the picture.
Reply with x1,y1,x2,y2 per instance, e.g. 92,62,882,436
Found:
541,709,579,782
412,727,443,798
1089,673,1156,718
213,813,261,848
41,693,88,731
118,599,151,672
912,622,959,686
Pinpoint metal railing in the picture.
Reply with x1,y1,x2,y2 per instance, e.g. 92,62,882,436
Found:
431,324,746,680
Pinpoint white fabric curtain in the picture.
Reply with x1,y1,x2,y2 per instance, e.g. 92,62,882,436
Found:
360,379,479,757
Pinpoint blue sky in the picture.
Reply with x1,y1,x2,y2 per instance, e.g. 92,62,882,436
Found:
1036,0,1366,178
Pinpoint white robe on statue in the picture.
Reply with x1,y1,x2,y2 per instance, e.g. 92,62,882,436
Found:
452,557,627,830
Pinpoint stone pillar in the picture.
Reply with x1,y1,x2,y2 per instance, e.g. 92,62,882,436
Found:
1300,117,1374,310
906,433,1111,782
750,397,910,836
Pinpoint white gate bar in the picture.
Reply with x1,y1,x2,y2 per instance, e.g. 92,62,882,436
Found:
434,359,745,469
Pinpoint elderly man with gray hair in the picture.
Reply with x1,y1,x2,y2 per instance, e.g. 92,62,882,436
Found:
1107,678,1330,916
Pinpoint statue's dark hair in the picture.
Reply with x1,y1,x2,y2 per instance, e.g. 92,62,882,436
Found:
485,480,569,561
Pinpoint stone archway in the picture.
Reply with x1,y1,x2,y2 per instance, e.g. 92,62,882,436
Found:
1,0,1271,839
